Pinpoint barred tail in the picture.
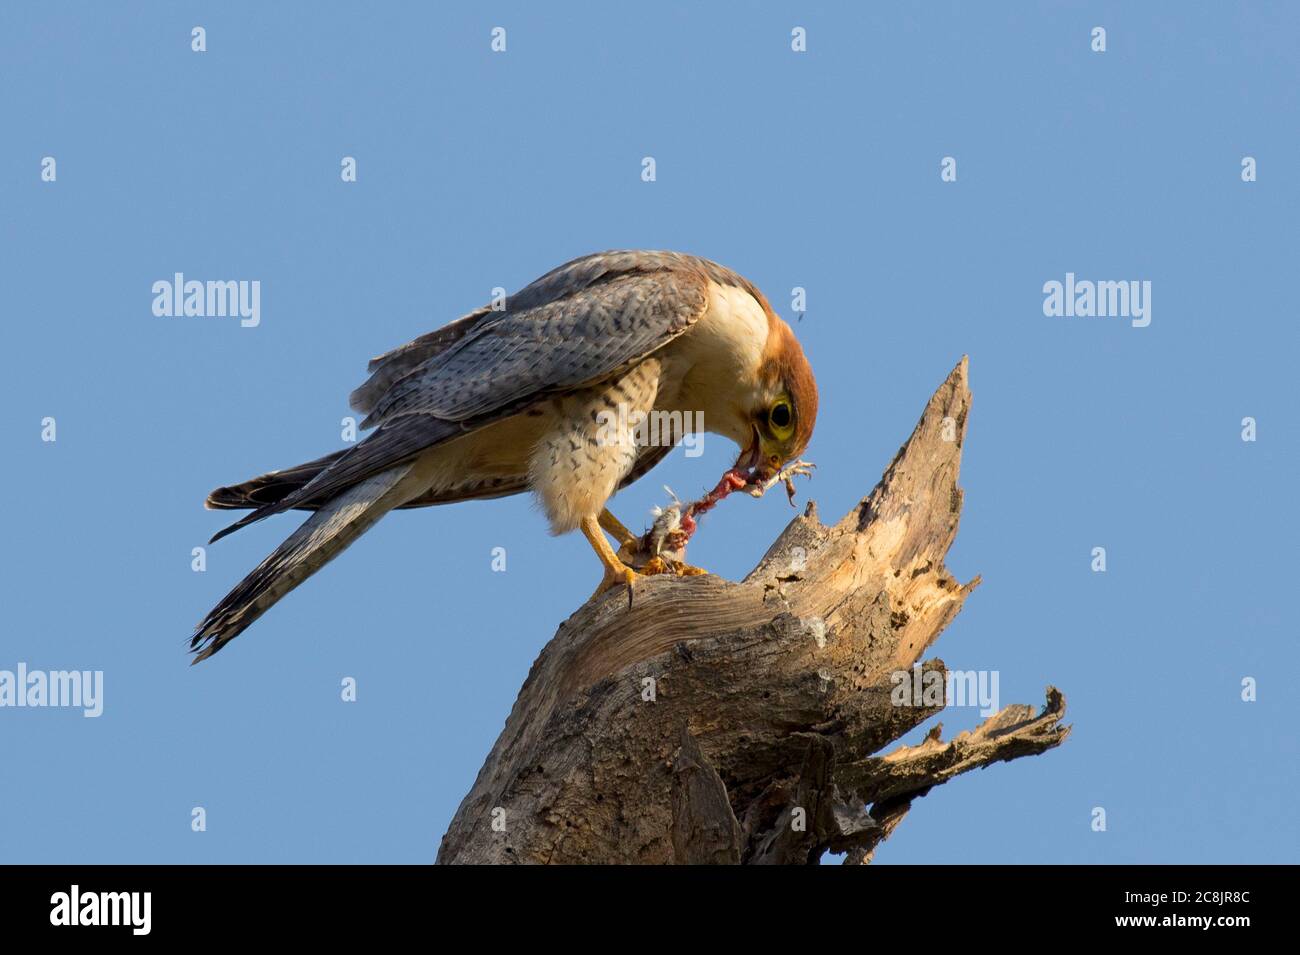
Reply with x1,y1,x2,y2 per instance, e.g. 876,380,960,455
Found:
190,463,416,663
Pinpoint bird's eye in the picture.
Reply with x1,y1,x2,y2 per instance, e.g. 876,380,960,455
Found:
768,400,794,437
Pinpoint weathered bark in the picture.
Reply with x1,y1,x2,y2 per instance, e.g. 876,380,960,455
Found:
437,357,1070,865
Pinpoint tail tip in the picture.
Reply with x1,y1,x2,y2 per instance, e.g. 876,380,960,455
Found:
205,486,240,510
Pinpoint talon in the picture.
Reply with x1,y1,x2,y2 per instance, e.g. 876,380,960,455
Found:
591,561,639,606
581,514,642,608
748,459,816,498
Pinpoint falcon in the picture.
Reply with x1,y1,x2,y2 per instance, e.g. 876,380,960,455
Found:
192,251,818,662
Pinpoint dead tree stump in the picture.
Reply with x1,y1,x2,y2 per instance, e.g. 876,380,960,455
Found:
437,357,1069,865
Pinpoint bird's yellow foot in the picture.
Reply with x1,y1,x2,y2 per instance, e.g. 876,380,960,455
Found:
598,508,639,549
642,555,710,577
582,513,706,606
591,560,640,607
582,515,644,607
640,556,672,576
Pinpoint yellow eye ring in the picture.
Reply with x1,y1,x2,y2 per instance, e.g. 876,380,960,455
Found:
768,399,795,439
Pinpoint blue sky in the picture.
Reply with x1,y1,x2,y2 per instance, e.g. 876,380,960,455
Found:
1,1,1295,863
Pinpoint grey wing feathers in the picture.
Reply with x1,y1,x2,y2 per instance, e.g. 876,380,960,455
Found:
211,251,710,541
360,268,707,427
349,308,492,416
351,250,703,418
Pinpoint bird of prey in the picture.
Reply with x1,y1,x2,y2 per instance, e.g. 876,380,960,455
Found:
192,250,817,662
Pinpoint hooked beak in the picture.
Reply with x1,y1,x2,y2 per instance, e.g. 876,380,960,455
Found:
735,430,779,486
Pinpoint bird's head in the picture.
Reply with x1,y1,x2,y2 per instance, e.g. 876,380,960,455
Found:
735,317,818,486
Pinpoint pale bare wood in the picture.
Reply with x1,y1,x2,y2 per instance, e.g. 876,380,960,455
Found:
437,357,1069,865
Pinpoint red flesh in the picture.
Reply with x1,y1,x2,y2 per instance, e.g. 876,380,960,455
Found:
677,468,751,542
